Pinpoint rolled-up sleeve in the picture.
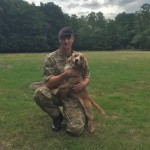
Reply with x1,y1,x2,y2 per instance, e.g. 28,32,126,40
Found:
43,55,55,82
83,67,90,78
82,58,90,78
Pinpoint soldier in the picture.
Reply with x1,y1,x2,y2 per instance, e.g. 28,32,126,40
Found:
33,27,90,136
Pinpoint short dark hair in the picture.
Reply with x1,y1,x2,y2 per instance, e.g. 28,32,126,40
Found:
58,27,74,39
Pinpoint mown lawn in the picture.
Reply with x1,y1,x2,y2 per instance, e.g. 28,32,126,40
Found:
0,51,150,150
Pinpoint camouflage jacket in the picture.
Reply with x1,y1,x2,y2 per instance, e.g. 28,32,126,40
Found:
36,49,90,99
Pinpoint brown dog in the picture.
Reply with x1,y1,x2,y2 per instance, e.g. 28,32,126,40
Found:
52,52,107,132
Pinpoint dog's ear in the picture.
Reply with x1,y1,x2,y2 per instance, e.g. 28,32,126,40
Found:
82,56,89,70
67,55,73,63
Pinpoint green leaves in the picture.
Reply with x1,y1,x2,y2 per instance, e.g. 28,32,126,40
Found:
0,1,150,52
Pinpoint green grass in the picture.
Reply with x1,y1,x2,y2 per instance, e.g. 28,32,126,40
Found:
0,51,150,150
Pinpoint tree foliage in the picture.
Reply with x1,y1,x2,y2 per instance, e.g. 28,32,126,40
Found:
0,0,149,52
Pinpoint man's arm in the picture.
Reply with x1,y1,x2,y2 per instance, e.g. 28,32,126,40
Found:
45,69,81,89
72,77,90,92
45,72,67,89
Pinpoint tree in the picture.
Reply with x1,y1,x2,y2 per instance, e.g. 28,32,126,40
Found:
0,1,149,52
115,12,135,49
131,3,150,49
40,2,67,50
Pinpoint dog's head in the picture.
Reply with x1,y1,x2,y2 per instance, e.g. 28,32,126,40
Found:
67,52,88,71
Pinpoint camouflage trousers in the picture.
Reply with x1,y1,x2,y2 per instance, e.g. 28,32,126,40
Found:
33,86,86,136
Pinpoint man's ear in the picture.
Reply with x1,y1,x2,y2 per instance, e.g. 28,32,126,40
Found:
58,38,61,43
71,36,74,42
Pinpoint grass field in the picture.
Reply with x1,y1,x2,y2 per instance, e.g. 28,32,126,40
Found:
0,51,150,150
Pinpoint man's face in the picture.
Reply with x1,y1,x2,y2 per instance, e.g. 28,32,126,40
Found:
59,36,74,49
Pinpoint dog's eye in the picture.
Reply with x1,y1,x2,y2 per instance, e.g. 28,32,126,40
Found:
80,56,83,60
74,54,78,57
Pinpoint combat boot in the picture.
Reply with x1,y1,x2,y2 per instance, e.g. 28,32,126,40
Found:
51,112,63,132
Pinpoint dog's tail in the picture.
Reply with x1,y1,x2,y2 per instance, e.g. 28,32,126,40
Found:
90,98,107,117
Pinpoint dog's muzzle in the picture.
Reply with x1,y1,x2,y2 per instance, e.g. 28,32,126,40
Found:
74,58,80,65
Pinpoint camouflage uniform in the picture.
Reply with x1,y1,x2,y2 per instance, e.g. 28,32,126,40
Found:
33,49,90,135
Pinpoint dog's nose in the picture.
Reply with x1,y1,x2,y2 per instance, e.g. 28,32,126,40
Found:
75,58,78,63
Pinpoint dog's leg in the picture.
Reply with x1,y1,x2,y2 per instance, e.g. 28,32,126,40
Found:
85,105,95,133
78,97,95,133
87,120,95,133
52,83,72,95
52,88,59,95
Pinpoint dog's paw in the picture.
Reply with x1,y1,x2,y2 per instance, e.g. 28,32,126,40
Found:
89,126,95,133
88,121,95,133
51,89,58,95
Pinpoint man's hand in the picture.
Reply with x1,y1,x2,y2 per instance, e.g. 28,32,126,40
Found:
72,81,86,92
72,77,90,92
